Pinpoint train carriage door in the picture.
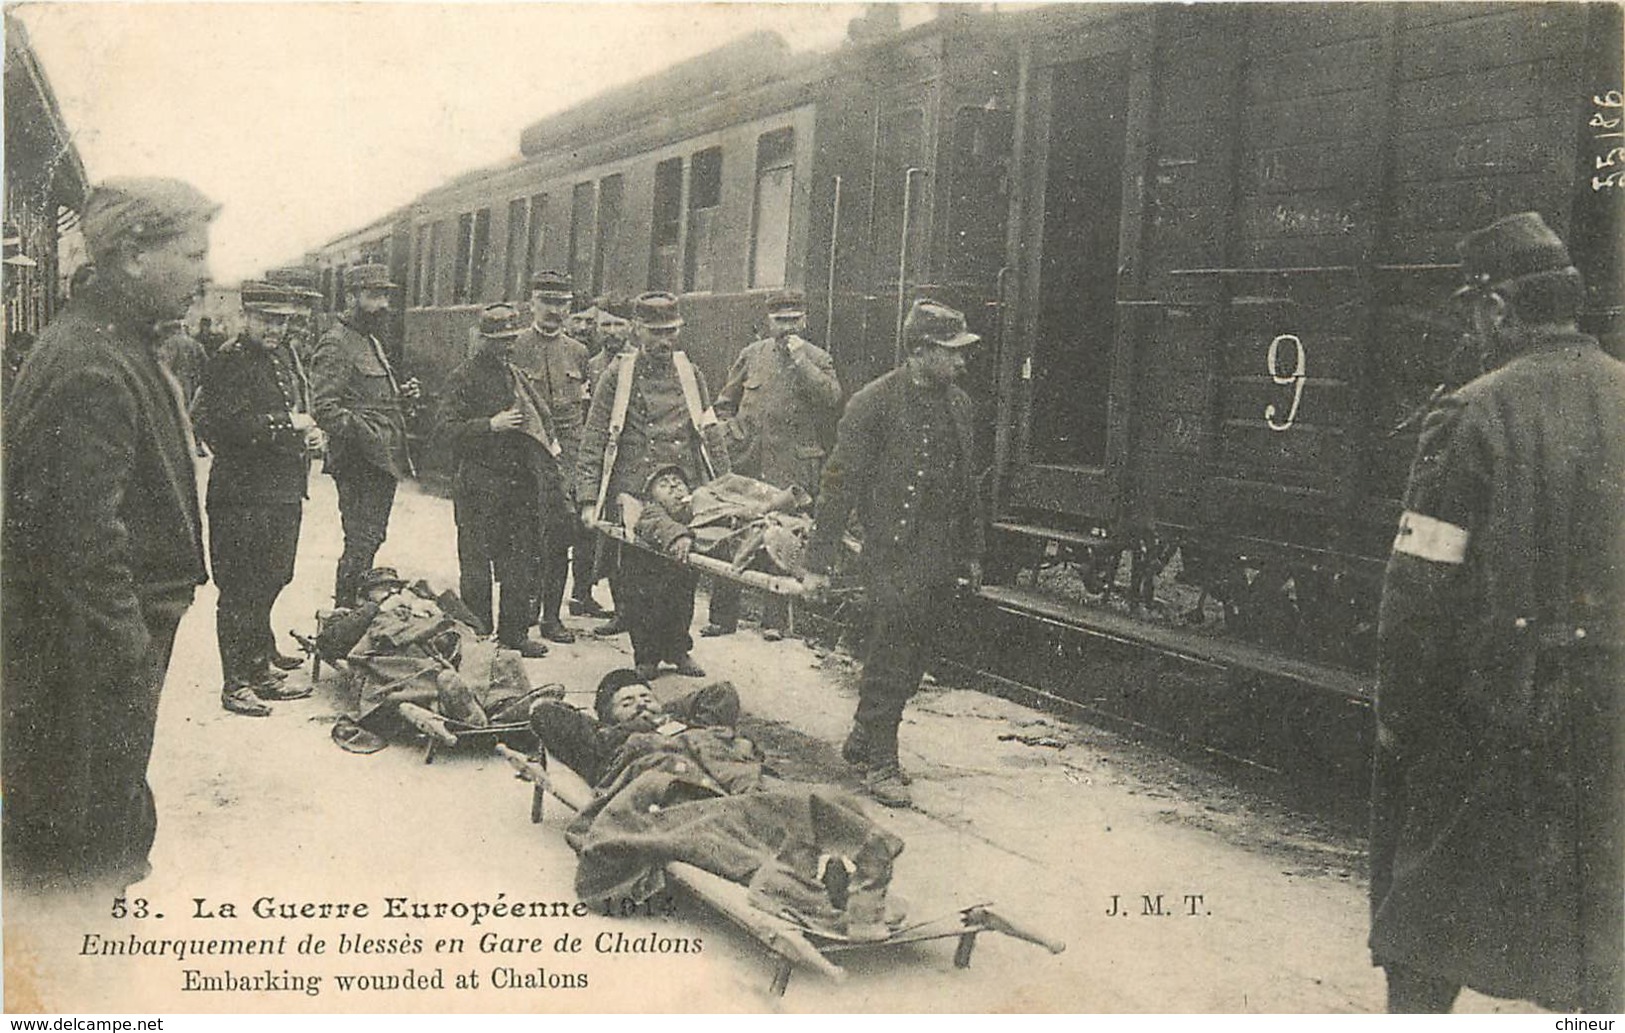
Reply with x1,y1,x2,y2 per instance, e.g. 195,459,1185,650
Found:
1029,53,1128,472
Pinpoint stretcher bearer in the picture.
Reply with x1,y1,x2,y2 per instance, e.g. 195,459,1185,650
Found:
513,270,592,643
3,178,217,891
194,282,325,716
803,300,984,808
1369,212,1624,1014
309,262,420,607
439,303,564,658
575,297,635,634
705,288,841,640
575,292,731,668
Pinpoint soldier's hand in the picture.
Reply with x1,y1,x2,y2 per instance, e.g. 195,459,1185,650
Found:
303,426,327,452
800,571,830,600
490,409,525,432
579,501,596,527
290,412,317,432
401,377,422,400
672,537,694,562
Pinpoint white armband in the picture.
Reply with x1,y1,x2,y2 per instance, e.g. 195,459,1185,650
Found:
1392,510,1469,565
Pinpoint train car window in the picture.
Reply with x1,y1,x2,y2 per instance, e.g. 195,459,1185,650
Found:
650,157,684,292
946,104,1013,282
321,267,335,311
685,147,723,293
425,221,443,307
568,182,596,297
504,198,528,301
452,212,474,305
410,225,425,306
526,193,547,291
749,128,795,289
470,208,491,302
593,175,624,297
1030,54,1128,469
335,264,347,308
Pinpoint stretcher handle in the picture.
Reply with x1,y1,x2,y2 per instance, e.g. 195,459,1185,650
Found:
397,702,458,746
963,905,1066,954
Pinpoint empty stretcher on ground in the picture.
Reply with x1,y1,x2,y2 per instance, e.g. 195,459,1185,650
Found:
495,743,1066,996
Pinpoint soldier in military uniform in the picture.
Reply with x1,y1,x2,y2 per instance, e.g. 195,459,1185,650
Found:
265,265,324,366
309,262,420,607
1369,213,1624,1013
577,296,634,634
704,289,841,640
438,304,566,658
193,283,324,716
576,292,731,675
512,270,593,642
803,300,984,808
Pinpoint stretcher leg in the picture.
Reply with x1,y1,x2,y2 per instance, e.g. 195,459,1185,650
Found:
953,931,978,969
769,957,794,997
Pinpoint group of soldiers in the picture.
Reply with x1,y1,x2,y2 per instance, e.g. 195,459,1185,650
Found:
1,173,1617,1015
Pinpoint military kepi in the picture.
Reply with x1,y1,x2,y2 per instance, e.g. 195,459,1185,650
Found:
1454,212,1577,295
239,280,302,316
904,298,979,349
477,303,526,339
530,269,574,299
767,289,807,316
633,291,684,328
345,262,397,291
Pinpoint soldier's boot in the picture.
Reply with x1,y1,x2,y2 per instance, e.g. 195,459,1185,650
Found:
593,615,627,637
861,765,913,809
221,664,272,717
841,725,871,769
842,834,905,942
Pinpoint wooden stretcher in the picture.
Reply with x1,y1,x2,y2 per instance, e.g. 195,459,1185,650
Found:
398,702,531,764
495,743,1066,996
590,519,808,597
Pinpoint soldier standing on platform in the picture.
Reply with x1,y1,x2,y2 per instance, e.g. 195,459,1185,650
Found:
512,270,594,642
577,296,634,634
309,262,420,607
576,291,731,677
802,300,984,808
705,288,841,640
193,283,325,717
439,304,564,658
1369,212,1624,1014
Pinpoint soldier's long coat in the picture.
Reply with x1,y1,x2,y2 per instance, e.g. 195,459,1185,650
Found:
713,335,840,495
1371,330,1625,1011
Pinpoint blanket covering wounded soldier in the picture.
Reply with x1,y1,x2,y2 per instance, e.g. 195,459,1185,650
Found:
315,567,544,749
530,671,905,940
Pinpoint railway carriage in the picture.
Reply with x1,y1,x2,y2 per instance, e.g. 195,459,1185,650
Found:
304,3,1622,725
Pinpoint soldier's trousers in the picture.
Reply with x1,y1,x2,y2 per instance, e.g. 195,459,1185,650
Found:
455,482,540,646
571,524,599,602
619,545,697,667
852,581,952,761
707,580,788,632
210,503,302,683
332,464,398,607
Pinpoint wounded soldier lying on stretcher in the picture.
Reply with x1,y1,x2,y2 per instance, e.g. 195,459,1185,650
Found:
529,669,905,941
315,567,545,752
619,472,815,578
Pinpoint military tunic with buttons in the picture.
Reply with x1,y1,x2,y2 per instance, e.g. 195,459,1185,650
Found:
193,335,312,686
1370,328,1625,1012
714,334,841,494
511,327,590,500
308,316,410,481
807,366,983,763
576,351,732,522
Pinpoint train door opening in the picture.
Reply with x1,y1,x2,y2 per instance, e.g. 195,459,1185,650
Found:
1030,53,1127,469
